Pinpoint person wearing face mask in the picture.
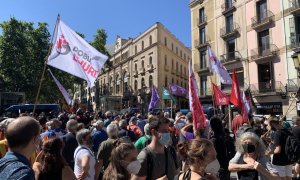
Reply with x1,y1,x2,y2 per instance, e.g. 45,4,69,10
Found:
74,129,97,180
0,116,41,179
132,117,178,180
229,132,280,180
103,141,140,180
33,137,76,180
176,139,219,180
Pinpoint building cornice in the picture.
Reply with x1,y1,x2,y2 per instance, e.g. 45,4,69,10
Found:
189,0,204,8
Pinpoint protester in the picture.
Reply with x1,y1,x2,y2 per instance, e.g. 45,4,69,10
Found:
103,142,140,180
97,123,119,174
132,117,178,180
61,119,78,169
136,114,147,135
269,117,293,180
118,119,136,142
91,120,108,153
229,132,280,180
0,116,40,179
103,111,113,127
291,116,300,178
176,139,219,180
74,129,97,180
128,117,143,139
231,110,247,136
209,116,230,180
179,112,194,142
33,137,76,180
134,123,152,152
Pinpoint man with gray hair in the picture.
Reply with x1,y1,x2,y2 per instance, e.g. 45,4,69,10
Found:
97,124,118,174
62,119,78,170
91,120,108,153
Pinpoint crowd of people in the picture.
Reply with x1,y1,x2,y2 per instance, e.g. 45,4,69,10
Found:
0,109,299,180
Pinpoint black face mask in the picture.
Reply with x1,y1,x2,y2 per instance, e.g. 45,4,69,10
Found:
243,144,256,153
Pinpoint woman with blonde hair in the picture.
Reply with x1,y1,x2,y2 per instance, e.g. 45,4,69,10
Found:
229,132,280,180
103,141,140,180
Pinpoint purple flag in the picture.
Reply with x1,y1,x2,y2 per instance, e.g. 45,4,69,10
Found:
148,86,160,111
170,84,187,97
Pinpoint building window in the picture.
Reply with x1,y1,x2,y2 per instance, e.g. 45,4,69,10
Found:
180,50,182,57
134,80,138,91
149,75,153,87
226,38,235,60
226,14,234,33
123,72,128,93
257,0,267,22
141,78,145,88
200,28,206,44
180,65,182,75
200,50,207,69
185,83,187,89
258,29,270,55
172,59,174,70
181,82,183,87
142,41,144,50
141,60,144,68
184,53,186,60
176,80,179,84
172,78,174,84
165,76,168,87
149,35,152,45
164,37,167,46
116,75,120,94
172,43,174,51
176,47,178,54
135,45,137,54
165,55,167,65
149,56,152,64
200,75,207,96
258,63,272,92
176,62,178,72
199,8,205,24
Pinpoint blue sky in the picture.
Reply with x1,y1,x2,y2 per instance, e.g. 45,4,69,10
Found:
0,0,191,47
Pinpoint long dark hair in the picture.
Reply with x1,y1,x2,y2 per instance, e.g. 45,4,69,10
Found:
103,140,136,180
39,137,67,179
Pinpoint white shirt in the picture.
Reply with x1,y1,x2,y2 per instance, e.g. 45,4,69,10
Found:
74,145,96,180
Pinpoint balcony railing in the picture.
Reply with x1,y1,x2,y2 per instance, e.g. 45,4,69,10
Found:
147,64,154,71
221,0,236,15
133,71,138,77
194,63,209,73
220,51,242,64
194,38,210,49
197,15,207,27
290,34,300,50
250,44,279,61
289,0,300,14
251,10,274,30
287,78,299,92
139,67,145,75
250,81,286,95
220,23,240,39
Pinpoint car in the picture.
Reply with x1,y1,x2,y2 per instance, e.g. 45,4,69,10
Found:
4,104,60,118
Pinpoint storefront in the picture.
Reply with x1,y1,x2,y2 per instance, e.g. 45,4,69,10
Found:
255,102,283,115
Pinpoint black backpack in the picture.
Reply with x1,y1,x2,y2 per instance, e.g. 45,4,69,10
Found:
283,129,300,164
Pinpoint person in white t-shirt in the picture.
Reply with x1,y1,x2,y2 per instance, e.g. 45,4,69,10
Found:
74,129,97,180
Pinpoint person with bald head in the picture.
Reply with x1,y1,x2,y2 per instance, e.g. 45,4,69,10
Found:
0,116,40,179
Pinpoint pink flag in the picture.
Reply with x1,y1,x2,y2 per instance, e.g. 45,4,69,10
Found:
47,18,108,87
48,69,72,105
189,70,206,129
208,47,232,84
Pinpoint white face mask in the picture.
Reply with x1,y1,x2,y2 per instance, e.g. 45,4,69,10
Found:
205,159,220,175
158,132,171,146
126,160,141,175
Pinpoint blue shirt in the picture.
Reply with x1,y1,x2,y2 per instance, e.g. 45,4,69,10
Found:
0,151,34,180
92,129,108,152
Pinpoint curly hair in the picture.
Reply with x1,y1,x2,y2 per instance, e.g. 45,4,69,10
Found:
39,137,67,179
103,141,136,180
235,132,266,156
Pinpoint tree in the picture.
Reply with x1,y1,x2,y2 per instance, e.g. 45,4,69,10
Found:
91,29,110,58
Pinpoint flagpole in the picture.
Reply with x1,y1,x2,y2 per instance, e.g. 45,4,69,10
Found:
209,78,216,116
33,15,60,115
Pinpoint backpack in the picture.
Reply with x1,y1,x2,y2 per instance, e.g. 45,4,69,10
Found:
144,146,178,180
284,130,300,164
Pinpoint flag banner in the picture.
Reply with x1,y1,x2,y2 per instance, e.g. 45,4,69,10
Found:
48,69,72,105
189,72,206,129
188,60,199,111
212,83,229,106
170,84,188,97
208,47,232,84
148,86,160,111
242,91,251,113
244,88,256,113
162,86,177,102
47,18,108,87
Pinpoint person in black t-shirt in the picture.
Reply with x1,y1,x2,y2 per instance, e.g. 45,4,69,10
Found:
291,116,300,176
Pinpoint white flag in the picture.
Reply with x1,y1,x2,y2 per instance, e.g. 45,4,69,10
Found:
48,69,72,105
242,91,251,113
208,47,232,84
188,60,199,111
47,19,108,87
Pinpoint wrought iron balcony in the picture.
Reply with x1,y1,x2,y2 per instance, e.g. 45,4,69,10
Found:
139,67,145,75
289,0,300,14
147,64,154,71
250,81,286,95
194,37,210,49
220,23,240,39
133,70,138,77
221,0,236,15
250,44,279,61
194,63,209,73
290,34,300,50
251,10,274,30
220,51,242,64
287,78,299,92
197,15,207,27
